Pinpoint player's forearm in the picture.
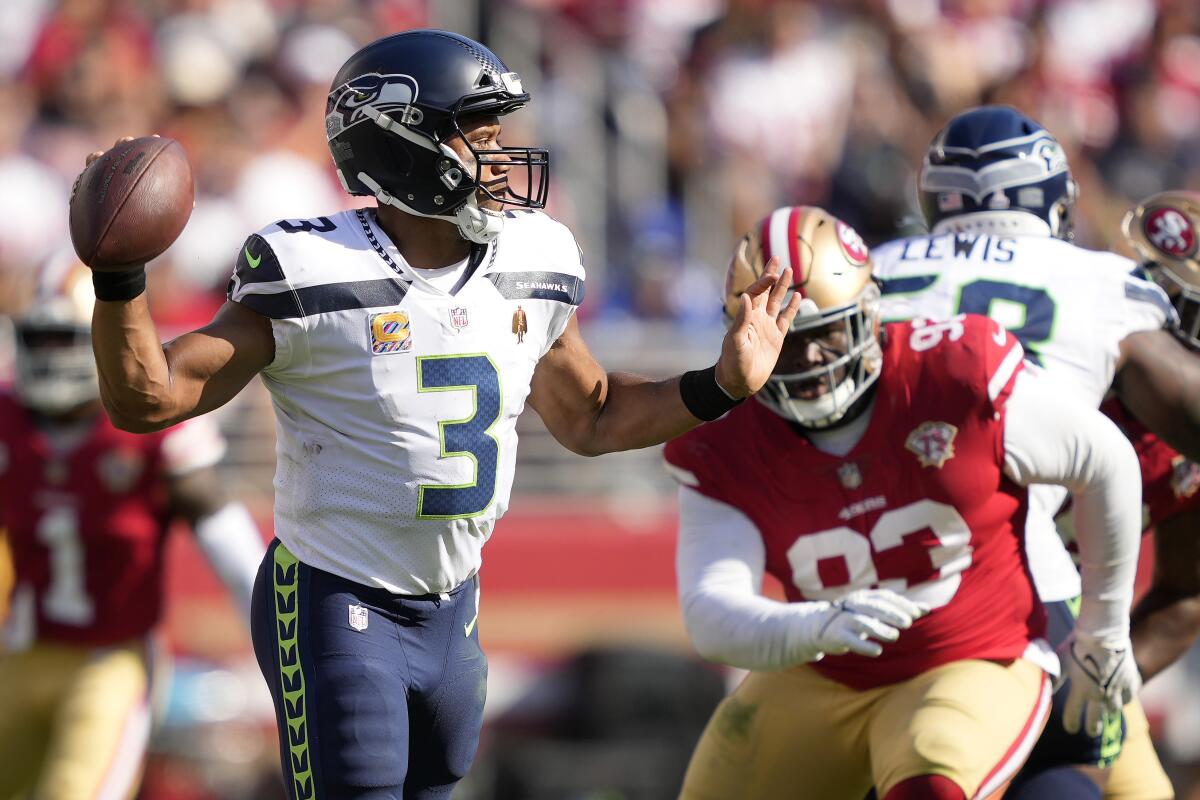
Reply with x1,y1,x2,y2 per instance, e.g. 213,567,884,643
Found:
92,294,178,432
1131,587,1200,681
1003,373,1143,640
1071,480,1141,641
584,372,703,455
1130,510,1200,680
680,585,822,670
1116,330,1200,461
192,502,263,622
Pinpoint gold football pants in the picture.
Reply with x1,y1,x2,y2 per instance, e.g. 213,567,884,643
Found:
681,658,1050,800
0,639,153,800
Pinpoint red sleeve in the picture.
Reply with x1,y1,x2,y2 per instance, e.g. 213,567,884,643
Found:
663,431,729,503
663,410,758,511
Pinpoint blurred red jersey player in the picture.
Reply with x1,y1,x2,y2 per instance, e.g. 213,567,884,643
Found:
665,207,1146,800
1116,191,1200,686
0,258,264,800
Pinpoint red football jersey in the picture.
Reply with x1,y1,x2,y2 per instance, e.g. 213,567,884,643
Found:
665,315,1044,689
1102,398,1200,528
0,394,213,646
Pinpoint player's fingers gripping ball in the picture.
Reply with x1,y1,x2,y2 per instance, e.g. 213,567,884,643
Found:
69,136,194,271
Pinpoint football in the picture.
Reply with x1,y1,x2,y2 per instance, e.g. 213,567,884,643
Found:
68,136,194,271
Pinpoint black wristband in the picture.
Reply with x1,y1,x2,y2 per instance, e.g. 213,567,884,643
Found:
92,267,146,302
680,365,744,421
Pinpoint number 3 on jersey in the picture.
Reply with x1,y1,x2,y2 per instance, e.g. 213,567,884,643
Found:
416,354,503,519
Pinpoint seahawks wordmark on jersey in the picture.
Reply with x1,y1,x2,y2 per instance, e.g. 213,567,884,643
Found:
229,208,584,594
873,232,1175,602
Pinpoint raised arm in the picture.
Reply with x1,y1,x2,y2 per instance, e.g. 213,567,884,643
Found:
93,296,272,433
528,262,800,456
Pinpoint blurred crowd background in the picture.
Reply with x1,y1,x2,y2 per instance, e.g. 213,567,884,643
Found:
2,0,1200,797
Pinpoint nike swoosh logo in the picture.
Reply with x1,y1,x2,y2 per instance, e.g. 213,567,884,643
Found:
464,611,479,637
244,246,262,269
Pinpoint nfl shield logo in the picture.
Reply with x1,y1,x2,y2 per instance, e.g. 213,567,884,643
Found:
906,421,958,469
449,307,469,330
348,604,369,632
838,462,862,489
97,449,145,492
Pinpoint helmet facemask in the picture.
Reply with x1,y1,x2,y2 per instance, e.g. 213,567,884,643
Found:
759,285,883,429
1146,264,1200,350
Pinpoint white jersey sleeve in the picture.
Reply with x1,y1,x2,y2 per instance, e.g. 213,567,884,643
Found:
676,486,805,669
226,209,585,595
1002,369,1142,641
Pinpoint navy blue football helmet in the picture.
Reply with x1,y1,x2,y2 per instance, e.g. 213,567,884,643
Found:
325,29,549,243
919,106,1077,240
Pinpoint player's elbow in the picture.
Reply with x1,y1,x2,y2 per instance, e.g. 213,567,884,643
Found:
551,424,613,457
100,392,176,433
104,407,172,433
680,594,736,665
570,438,613,458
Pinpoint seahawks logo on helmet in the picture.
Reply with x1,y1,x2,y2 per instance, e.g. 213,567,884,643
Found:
325,73,420,140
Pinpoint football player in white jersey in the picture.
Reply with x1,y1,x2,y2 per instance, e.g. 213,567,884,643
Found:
873,105,1200,800
72,30,801,800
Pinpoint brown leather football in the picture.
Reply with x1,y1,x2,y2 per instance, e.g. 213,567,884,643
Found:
69,136,194,271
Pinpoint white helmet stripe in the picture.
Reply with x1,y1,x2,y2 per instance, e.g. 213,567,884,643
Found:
768,206,793,272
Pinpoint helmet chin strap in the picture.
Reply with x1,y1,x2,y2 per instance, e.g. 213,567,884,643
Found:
355,172,504,244
780,377,857,429
452,196,504,244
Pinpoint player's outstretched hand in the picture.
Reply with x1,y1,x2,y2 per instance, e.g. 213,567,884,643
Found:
789,589,931,663
1061,632,1141,737
714,257,802,398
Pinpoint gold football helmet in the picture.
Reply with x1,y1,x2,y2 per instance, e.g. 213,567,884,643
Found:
14,255,99,414
726,206,881,428
1122,191,1200,349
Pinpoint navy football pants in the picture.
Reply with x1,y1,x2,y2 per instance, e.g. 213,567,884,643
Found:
251,539,488,800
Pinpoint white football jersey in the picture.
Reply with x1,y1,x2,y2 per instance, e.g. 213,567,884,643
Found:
874,232,1175,601
229,208,584,594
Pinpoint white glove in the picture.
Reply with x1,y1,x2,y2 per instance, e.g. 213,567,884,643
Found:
788,589,930,663
1061,631,1142,737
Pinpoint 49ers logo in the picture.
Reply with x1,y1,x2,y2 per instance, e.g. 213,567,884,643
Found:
835,220,869,265
1143,206,1197,258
